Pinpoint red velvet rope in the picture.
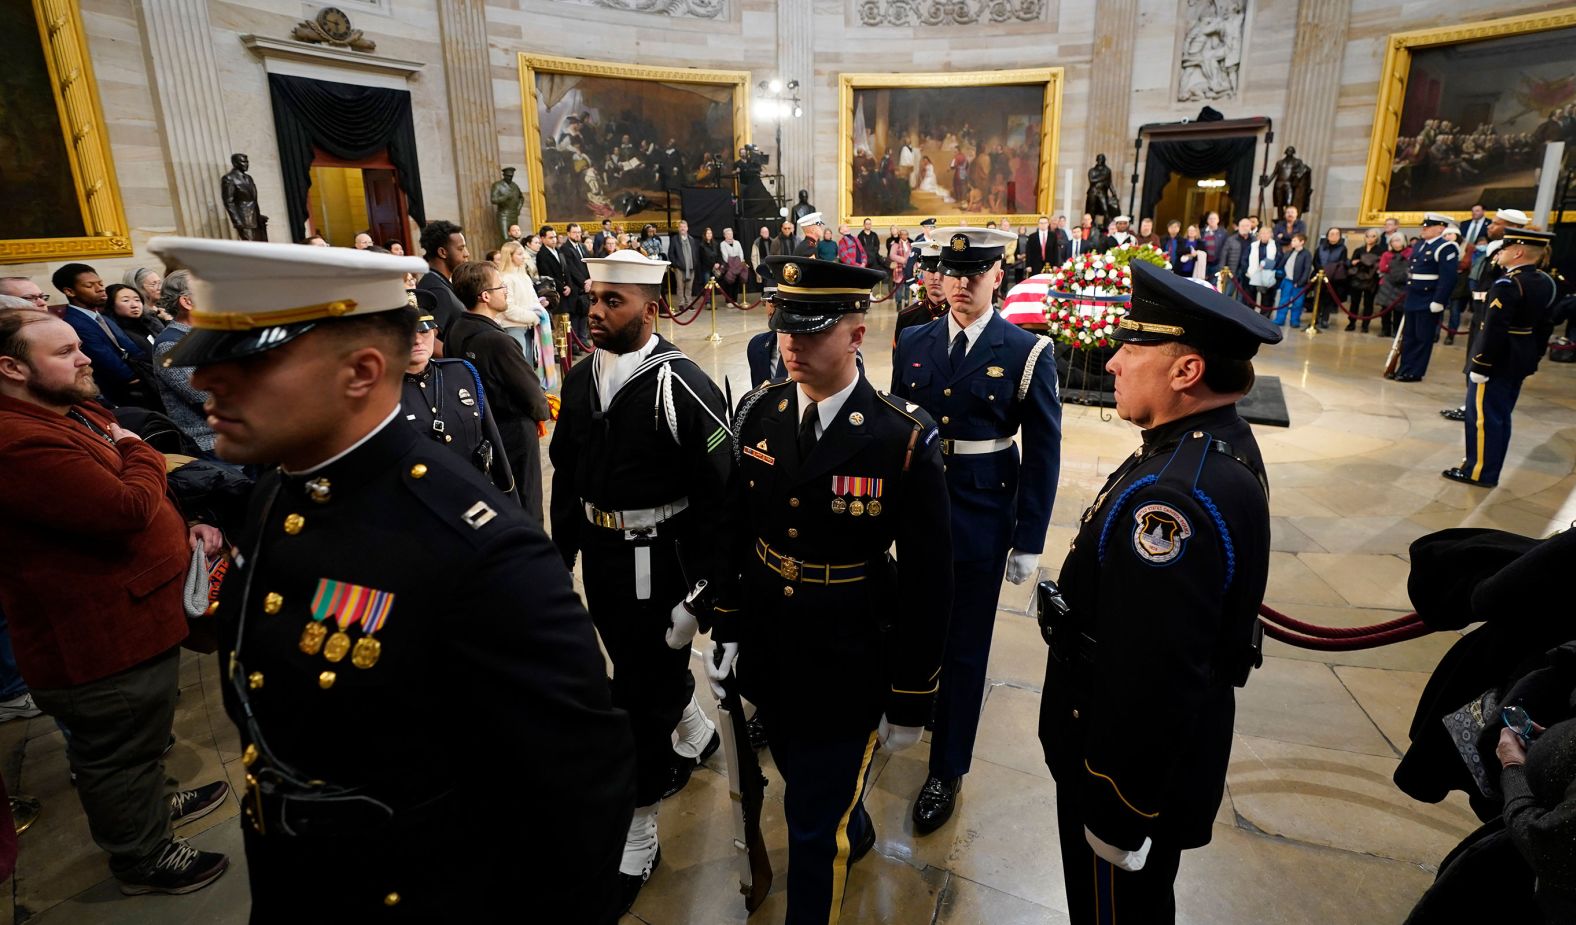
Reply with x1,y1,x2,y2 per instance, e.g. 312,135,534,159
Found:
1259,604,1424,638
1256,604,1434,651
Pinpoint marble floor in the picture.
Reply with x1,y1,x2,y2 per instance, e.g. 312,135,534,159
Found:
3,299,1573,924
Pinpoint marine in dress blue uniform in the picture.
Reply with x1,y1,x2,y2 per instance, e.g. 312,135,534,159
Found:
1393,213,1461,382
715,255,953,925
890,227,1063,832
1442,229,1558,487
1037,262,1280,924
146,237,635,923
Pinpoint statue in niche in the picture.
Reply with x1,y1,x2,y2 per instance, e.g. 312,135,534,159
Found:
1084,154,1120,226
490,167,525,244
221,153,269,242
1177,0,1244,102
1271,147,1312,216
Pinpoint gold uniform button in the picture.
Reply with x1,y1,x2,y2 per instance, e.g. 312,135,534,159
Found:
1072,708,1080,719
788,497,800,508
263,592,283,615
247,671,265,690
384,892,401,907
941,416,950,424
787,528,799,538
749,480,755,489
205,599,220,616
282,513,304,535
242,743,258,766
409,464,428,479
782,586,795,598
943,388,952,397
319,671,337,689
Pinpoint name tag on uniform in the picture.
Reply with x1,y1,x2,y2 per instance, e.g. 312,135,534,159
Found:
744,446,775,466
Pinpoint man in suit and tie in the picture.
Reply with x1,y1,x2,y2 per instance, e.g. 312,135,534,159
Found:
1460,204,1490,252
561,223,593,354
51,263,154,408
1024,215,1062,276
666,220,700,306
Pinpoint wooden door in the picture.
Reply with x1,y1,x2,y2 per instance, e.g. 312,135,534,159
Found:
363,169,407,252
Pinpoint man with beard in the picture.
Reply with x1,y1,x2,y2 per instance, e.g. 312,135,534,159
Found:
150,237,633,922
548,249,733,915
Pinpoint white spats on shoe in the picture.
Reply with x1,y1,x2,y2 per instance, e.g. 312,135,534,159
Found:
670,695,716,760
619,802,660,877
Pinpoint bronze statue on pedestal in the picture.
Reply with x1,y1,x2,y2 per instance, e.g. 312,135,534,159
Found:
221,153,268,242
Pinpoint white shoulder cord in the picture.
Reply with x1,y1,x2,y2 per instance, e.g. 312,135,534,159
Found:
1019,335,1054,402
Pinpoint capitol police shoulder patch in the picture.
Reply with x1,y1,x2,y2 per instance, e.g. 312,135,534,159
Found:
1132,502,1192,565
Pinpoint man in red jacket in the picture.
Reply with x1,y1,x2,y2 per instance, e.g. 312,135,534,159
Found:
0,308,231,895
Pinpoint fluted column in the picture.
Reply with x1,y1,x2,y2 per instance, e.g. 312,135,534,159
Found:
437,0,503,246
138,0,234,238
1084,0,1138,183
1280,0,1354,224
776,0,813,202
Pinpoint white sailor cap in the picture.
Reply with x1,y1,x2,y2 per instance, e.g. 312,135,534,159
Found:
146,236,428,367
1494,208,1530,227
1112,215,1132,224
796,211,825,228
1422,212,1453,227
585,248,669,285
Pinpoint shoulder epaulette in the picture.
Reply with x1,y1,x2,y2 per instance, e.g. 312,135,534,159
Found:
875,389,928,429
732,380,790,462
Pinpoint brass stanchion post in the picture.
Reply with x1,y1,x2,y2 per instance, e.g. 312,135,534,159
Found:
1304,270,1324,336
705,279,723,343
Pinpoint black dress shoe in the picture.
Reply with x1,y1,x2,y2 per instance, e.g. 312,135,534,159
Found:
618,846,661,915
1344,322,1356,331
746,714,768,751
1440,407,1466,421
911,775,960,834
849,819,876,864
1393,374,1421,382
661,730,723,799
1441,467,1495,487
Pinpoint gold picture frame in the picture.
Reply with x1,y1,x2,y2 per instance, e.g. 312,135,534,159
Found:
837,68,1063,227
1359,9,1576,226
0,0,132,264
517,54,750,231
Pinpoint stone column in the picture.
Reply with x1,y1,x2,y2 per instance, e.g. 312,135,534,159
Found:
1279,0,1354,224
776,0,813,203
437,0,503,246
137,0,235,239
1084,0,1138,188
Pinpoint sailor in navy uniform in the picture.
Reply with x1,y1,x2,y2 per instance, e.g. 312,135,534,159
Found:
713,255,952,925
890,226,1063,833
1393,212,1461,382
400,292,516,500
1441,208,1530,422
147,236,635,923
1037,262,1280,924
547,249,735,913
1442,228,1559,488
892,238,948,348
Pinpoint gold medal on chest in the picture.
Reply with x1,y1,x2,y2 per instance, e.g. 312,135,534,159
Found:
831,498,847,513
850,499,865,517
323,632,351,663
351,636,382,669
299,622,327,655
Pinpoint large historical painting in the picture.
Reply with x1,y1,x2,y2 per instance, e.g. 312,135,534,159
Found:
1361,10,1576,224
0,0,130,263
838,70,1061,226
518,55,748,230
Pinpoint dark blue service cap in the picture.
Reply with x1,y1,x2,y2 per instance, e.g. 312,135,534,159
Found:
765,255,885,334
1501,228,1554,248
1114,261,1283,360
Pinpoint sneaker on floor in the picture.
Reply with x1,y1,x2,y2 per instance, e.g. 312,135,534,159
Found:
170,781,230,828
118,838,229,895
0,693,41,723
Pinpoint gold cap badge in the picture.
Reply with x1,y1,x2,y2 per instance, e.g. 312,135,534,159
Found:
781,263,801,284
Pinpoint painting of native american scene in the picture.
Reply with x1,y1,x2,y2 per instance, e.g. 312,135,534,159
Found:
530,69,739,227
1388,25,1576,213
849,84,1047,219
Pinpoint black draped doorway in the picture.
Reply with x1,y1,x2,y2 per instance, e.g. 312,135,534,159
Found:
1137,116,1267,228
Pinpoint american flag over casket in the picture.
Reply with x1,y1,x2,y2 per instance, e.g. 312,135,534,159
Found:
1001,272,1055,327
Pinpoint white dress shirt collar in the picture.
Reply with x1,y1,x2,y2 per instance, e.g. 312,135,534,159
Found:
795,371,860,439
946,308,994,356
594,332,659,410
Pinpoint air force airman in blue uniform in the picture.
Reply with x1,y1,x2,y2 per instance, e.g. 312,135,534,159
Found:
1393,212,1461,382
890,226,1063,833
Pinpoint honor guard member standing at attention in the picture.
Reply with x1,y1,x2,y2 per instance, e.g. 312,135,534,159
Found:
148,237,636,923
891,238,949,348
891,226,1063,833
547,248,735,914
400,290,516,500
1391,213,1461,382
1441,208,1529,422
1442,228,1559,488
713,255,952,925
1037,262,1279,924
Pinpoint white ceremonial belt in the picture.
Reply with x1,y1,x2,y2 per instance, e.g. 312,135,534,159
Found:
1472,291,1486,301
1410,273,1440,281
941,437,1015,456
585,497,690,530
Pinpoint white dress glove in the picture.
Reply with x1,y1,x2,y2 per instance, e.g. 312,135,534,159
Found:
1085,827,1152,872
1429,301,1445,313
1468,372,1489,385
876,715,923,752
665,601,699,651
707,641,738,700
1005,550,1040,585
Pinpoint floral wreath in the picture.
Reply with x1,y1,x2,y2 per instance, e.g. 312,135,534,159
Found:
1044,243,1169,350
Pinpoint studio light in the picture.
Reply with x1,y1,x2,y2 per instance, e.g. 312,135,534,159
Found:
792,106,803,118
786,80,799,91
769,78,783,94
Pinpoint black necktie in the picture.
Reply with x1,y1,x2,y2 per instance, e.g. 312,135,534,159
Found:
798,401,819,458
949,331,969,371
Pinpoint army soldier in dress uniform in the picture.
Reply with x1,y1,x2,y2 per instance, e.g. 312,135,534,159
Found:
1441,228,1559,488
1440,208,1529,422
547,249,735,913
891,226,1062,833
712,255,952,925
149,237,635,923
1037,261,1280,924
400,290,516,499
1392,213,1461,382
891,238,948,348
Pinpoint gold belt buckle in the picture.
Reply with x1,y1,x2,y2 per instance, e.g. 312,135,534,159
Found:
940,438,954,455
594,508,619,529
779,556,800,582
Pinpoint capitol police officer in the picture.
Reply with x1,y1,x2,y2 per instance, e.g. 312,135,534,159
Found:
1442,228,1559,488
1440,208,1529,422
890,226,1062,833
1037,261,1279,924
891,238,948,348
1392,213,1461,382
401,291,516,500
149,237,635,923
547,249,735,913
712,255,952,925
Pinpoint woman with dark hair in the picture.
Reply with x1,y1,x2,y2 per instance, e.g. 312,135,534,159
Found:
103,284,161,355
696,226,720,295
121,267,170,323
1314,227,1351,330
384,240,406,256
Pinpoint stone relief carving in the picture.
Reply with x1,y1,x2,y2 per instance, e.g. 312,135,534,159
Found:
553,0,727,18
856,0,1046,27
1176,0,1245,102
292,7,377,52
